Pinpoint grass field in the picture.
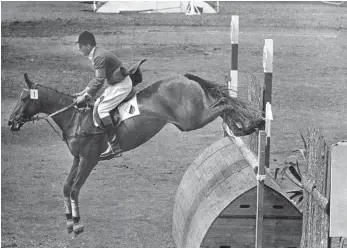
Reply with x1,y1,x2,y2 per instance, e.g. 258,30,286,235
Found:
1,1,347,248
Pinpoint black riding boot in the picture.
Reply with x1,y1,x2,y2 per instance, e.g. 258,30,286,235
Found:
100,116,122,160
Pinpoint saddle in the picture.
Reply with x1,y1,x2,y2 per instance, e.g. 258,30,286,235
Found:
92,88,137,129
109,59,147,87
110,88,137,125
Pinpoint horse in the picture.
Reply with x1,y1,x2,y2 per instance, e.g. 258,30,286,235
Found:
8,73,264,237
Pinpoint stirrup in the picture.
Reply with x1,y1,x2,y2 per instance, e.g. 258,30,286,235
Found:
100,142,122,160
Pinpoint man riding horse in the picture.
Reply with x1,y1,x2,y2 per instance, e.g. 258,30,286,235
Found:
74,31,130,160
8,32,266,236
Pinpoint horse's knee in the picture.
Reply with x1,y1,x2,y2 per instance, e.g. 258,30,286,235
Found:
63,182,72,197
70,187,79,200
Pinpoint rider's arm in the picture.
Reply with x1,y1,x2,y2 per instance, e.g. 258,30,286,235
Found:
86,56,107,98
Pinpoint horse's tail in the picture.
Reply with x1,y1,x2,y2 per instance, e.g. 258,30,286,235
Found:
183,73,222,97
183,73,239,105
184,73,263,118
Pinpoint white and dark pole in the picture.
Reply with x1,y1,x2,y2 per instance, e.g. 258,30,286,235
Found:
262,39,273,168
229,15,239,98
255,130,266,248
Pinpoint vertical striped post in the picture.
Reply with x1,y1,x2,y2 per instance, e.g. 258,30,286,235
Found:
262,39,273,168
255,130,267,248
229,15,239,98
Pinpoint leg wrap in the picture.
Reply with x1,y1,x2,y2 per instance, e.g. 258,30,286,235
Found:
64,197,72,215
71,199,79,218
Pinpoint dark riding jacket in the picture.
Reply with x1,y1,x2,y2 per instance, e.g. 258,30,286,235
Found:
86,47,123,97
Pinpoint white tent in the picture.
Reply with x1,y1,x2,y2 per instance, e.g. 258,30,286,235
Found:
96,1,217,14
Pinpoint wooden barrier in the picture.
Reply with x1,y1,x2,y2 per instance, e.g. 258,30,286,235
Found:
172,134,302,248
300,131,347,248
330,141,347,238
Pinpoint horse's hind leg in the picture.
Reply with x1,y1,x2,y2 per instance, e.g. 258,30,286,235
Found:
70,157,98,237
63,156,80,233
177,104,234,131
193,104,261,135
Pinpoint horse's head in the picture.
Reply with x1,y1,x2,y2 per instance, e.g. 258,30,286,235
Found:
223,113,265,136
222,98,265,136
8,74,42,131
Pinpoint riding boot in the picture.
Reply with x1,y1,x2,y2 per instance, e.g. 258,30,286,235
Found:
100,116,122,160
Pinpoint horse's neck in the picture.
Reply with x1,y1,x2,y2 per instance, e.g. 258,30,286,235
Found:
50,108,77,132
38,86,75,130
40,95,73,115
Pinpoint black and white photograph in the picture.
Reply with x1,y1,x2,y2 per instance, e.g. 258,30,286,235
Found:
1,1,346,248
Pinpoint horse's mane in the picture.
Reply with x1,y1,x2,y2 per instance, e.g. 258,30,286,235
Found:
36,83,73,98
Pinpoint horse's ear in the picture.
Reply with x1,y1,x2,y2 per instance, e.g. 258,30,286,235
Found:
24,73,33,89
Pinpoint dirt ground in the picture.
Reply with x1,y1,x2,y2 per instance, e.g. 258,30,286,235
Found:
1,2,347,248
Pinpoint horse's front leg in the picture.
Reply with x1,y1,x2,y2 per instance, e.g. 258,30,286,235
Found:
63,156,80,234
70,156,99,237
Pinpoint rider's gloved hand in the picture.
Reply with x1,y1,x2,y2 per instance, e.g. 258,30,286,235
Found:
74,93,92,105
73,87,90,97
73,91,83,97
74,94,86,105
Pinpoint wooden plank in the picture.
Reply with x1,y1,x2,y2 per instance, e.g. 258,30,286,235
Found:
330,141,347,237
202,218,302,248
300,130,330,248
221,186,302,217
223,122,258,173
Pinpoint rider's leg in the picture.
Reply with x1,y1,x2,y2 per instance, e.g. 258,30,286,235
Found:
97,76,132,159
99,113,122,159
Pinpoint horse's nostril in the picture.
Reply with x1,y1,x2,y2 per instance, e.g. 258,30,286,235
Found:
8,120,13,126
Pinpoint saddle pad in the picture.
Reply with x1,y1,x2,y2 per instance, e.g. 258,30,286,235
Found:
93,95,140,127
118,94,140,121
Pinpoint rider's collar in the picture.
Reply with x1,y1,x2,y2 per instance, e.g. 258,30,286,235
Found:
88,47,96,61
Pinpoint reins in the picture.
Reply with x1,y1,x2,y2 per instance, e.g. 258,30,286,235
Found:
26,103,76,141
45,103,76,141
49,103,76,118
28,103,104,142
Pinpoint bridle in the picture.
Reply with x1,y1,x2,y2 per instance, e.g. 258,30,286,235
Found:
10,89,40,126
15,88,104,142
13,88,76,139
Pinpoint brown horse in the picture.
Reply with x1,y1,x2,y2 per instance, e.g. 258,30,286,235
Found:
8,73,264,236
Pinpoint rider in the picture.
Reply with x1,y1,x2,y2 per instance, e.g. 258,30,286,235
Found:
74,31,132,160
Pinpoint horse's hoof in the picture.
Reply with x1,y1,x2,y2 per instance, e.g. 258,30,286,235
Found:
66,220,74,234
73,224,84,237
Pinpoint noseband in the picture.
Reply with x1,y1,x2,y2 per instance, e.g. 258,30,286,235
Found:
12,89,43,125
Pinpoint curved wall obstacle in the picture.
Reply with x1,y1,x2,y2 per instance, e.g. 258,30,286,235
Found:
172,137,302,248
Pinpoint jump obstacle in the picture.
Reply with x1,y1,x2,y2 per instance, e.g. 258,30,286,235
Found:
300,131,347,248
172,135,302,248
172,16,303,248
228,15,347,248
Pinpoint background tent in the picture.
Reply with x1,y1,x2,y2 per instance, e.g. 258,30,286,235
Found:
96,1,217,14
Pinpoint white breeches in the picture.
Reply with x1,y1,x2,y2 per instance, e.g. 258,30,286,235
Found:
97,76,132,119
